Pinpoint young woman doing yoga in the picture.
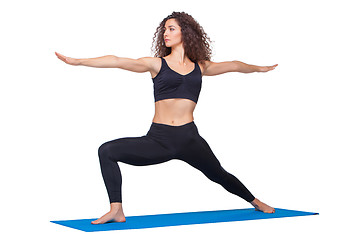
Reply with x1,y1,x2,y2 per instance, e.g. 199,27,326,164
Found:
55,11,278,224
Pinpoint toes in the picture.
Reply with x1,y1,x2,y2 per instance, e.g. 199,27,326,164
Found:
91,218,105,224
267,209,275,213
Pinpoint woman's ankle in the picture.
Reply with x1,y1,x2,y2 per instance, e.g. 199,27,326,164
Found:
250,198,260,206
110,202,122,211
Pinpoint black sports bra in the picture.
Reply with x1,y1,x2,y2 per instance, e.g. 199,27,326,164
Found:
152,57,202,104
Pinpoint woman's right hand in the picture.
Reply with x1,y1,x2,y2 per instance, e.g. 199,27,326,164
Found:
55,52,80,66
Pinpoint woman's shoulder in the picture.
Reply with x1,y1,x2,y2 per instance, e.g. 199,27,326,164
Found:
138,57,162,78
138,56,162,62
197,59,211,71
137,56,162,70
198,59,211,65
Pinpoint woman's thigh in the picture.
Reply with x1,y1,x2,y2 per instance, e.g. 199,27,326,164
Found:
99,135,174,166
178,133,228,180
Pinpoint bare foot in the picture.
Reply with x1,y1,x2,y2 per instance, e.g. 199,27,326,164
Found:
251,198,275,213
91,203,126,224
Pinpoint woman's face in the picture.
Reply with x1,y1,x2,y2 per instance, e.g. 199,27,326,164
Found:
163,18,182,48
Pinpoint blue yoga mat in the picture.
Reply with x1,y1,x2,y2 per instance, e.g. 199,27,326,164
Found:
51,208,318,232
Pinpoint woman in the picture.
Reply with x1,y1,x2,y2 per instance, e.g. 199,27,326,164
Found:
55,11,278,225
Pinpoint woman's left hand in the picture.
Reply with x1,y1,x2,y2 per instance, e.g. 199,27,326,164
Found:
257,64,278,72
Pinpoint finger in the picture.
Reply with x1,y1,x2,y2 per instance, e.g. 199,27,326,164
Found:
55,52,63,58
56,52,66,59
57,53,68,62
270,64,278,70
55,52,63,59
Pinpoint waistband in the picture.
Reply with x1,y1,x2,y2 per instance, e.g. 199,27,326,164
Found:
147,121,198,138
151,121,195,128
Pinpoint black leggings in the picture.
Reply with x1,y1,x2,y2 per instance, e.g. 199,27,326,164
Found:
98,121,255,203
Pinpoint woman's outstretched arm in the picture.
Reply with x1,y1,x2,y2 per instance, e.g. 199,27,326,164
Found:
201,60,278,76
55,52,153,73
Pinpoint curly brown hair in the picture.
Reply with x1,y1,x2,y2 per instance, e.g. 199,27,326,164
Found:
151,11,213,63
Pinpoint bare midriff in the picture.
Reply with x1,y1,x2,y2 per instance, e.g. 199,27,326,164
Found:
152,98,196,126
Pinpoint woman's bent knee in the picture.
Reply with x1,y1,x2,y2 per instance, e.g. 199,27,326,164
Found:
98,141,113,160
98,140,128,163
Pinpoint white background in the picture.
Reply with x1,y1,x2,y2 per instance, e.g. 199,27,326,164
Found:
1,0,359,239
